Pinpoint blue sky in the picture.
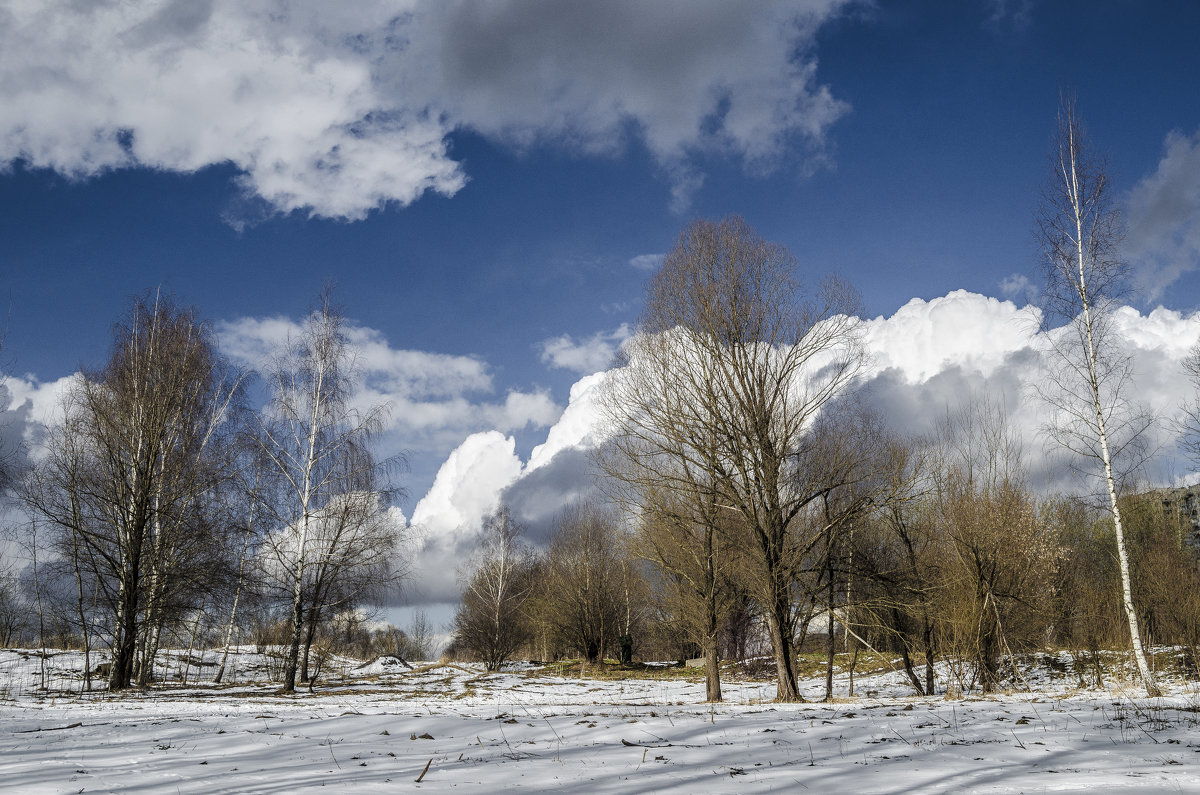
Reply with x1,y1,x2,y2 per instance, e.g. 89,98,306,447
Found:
3,2,1197,378
4,1,1200,614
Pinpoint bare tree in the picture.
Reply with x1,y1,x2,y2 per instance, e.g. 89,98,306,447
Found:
299,488,404,682
930,401,1058,693
452,505,536,670
599,388,740,700
537,501,630,664
22,293,243,690
634,492,739,701
604,216,866,701
403,609,437,661
1036,97,1159,695
215,466,264,684
0,564,29,646
792,399,896,701
252,291,401,693
851,436,940,696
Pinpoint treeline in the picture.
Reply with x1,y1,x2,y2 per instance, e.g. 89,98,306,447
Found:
0,290,415,692
449,410,1200,700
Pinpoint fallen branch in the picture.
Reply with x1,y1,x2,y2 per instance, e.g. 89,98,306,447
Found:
621,739,672,748
18,722,82,733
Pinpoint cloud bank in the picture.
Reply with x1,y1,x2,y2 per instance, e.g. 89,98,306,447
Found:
0,0,852,220
406,290,1200,607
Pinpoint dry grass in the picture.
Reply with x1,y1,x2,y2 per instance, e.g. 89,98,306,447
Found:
532,659,705,682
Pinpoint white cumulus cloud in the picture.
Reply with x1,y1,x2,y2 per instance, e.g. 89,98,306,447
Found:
525,371,611,473
407,430,525,602
2,373,78,430
0,0,853,220
0,372,81,470
862,290,1042,383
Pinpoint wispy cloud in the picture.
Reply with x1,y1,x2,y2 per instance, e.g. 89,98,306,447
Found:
984,0,1033,31
216,315,560,455
999,272,1037,304
628,253,664,271
537,324,632,375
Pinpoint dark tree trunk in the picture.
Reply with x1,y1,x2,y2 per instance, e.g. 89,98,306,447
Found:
898,641,925,696
703,633,722,703
766,605,800,702
282,588,304,693
824,550,836,702
110,574,140,691
923,613,936,696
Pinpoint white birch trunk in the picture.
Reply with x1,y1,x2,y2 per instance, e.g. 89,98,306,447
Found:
1063,125,1159,697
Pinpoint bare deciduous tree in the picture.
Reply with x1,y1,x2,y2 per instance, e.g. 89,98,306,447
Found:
852,437,940,696
403,609,438,661
599,383,740,700
605,216,866,701
0,564,29,646
1036,97,1159,695
930,401,1058,693
633,492,739,701
298,488,403,683
537,501,630,664
215,465,264,684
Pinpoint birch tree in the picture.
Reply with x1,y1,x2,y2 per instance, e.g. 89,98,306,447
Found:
452,505,536,670
22,294,243,690
252,292,398,694
1036,98,1159,696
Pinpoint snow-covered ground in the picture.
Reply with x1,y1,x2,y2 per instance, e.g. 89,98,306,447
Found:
3,648,1200,793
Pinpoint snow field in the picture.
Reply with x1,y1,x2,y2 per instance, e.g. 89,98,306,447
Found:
3,650,1200,793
